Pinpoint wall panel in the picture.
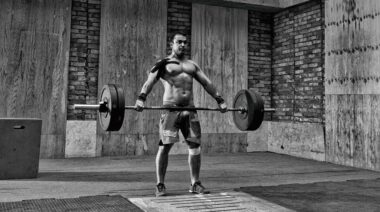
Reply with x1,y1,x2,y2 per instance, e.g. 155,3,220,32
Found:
325,0,380,170
192,4,248,135
99,0,167,155
0,0,71,158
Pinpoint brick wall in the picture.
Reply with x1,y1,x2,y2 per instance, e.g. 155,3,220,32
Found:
248,11,273,120
167,0,192,57
272,0,324,123
67,0,101,120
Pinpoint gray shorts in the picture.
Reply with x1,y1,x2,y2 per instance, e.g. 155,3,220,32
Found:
159,107,201,145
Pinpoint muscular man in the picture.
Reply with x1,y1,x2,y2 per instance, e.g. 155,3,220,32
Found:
135,33,227,197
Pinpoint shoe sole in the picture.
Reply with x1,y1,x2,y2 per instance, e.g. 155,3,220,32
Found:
189,190,210,194
156,193,166,197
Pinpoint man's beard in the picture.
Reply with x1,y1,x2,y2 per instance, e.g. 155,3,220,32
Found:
175,50,185,59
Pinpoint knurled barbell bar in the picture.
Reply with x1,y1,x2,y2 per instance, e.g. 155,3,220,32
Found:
73,84,276,131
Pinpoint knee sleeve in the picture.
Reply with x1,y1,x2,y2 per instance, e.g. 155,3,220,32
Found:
188,147,201,155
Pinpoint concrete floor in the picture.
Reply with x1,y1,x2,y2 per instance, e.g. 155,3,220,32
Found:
1,152,380,210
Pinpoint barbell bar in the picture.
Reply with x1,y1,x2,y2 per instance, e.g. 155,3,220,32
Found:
74,104,275,113
73,84,276,131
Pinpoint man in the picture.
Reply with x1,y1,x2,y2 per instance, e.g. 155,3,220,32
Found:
135,33,227,197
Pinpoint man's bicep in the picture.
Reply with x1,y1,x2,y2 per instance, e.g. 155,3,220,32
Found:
140,71,159,93
194,68,212,86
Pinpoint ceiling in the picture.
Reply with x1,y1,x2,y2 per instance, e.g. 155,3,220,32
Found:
176,0,312,12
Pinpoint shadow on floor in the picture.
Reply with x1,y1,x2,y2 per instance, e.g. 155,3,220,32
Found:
237,178,380,212
35,171,157,182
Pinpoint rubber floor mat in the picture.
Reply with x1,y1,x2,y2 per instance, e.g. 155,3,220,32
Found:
0,195,143,212
238,178,380,212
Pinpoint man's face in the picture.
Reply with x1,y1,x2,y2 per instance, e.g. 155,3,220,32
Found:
171,35,187,57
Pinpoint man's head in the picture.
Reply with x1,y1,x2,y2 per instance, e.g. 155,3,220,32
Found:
170,33,187,58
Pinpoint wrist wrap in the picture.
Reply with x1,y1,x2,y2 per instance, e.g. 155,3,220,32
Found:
138,93,147,101
215,96,225,104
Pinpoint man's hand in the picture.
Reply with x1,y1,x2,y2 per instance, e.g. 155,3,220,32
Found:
215,95,227,113
135,99,145,112
218,102,227,113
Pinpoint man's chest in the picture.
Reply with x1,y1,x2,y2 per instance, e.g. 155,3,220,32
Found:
165,62,196,76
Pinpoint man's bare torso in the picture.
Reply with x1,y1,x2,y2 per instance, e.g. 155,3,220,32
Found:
161,58,197,106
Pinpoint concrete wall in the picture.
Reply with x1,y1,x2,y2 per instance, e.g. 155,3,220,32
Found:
0,0,72,159
249,121,325,160
325,0,380,171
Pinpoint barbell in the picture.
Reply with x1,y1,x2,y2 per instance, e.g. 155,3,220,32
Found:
73,84,275,131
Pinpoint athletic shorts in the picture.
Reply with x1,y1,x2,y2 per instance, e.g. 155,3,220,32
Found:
159,106,201,145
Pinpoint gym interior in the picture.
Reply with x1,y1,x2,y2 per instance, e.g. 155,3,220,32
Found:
1,0,380,211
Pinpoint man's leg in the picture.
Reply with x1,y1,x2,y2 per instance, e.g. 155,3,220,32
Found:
156,142,173,184
187,142,201,184
187,141,208,194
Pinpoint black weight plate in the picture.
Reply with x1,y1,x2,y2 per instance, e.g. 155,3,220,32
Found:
98,84,123,131
233,90,249,130
247,89,264,130
232,89,264,131
113,84,125,131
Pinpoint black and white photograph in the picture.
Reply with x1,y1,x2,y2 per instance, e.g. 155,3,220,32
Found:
0,0,379,211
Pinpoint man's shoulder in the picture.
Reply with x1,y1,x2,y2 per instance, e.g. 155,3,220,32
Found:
184,59,200,68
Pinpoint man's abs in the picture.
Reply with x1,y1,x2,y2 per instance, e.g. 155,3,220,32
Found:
162,78,194,106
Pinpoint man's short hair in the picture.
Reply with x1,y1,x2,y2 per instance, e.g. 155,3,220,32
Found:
170,33,186,42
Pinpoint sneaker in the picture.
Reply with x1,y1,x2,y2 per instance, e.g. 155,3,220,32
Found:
155,183,167,197
189,181,210,194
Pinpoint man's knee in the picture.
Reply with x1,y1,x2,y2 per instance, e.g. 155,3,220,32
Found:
188,146,201,155
158,140,173,154
186,140,200,148
187,141,201,155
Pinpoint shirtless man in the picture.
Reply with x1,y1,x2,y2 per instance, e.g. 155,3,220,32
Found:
135,33,227,197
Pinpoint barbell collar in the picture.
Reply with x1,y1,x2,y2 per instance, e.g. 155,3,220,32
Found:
264,108,276,112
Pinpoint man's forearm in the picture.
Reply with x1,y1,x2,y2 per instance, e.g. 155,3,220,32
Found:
139,73,158,99
203,84,224,103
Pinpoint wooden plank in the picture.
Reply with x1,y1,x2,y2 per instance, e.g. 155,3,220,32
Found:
0,0,13,116
337,95,354,167
100,133,160,156
100,134,126,156
369,95,380,170
192,4,248,134
201,133,247,153
40,135,65,159
326,95,352,166
325,0,380,170
0,0,71,158
325,0,380,95
99,0,167,155
353,95,368,168
324,95,334,163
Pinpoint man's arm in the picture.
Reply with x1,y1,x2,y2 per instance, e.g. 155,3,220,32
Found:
140,71,159,95
192,61,227,112
135,71,159,111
